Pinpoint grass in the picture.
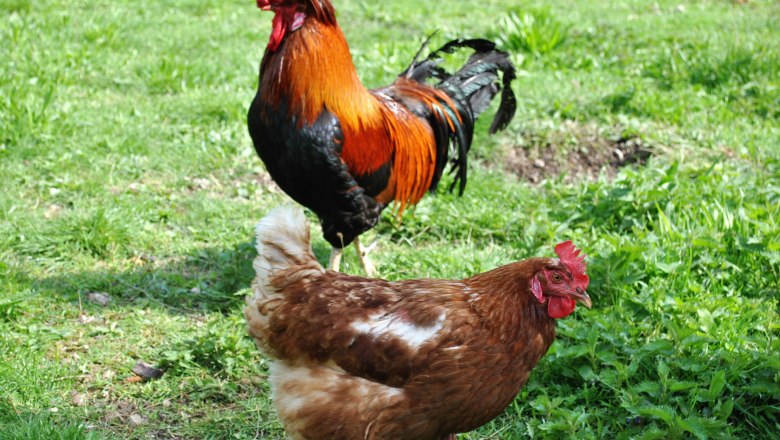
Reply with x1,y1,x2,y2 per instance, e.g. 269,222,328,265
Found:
1,0,779,438
497,8,570,56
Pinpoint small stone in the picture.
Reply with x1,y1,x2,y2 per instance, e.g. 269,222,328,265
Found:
131,361,164,381
128,414,146,427
87,292,111,307
78,314,96,324
192,177,211,189
190,287,201,294
44,204,63,219
71,392,87,406
533,159,546,168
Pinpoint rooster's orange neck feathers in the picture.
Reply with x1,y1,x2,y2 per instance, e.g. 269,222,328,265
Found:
258,17,442,213
261,20,378,124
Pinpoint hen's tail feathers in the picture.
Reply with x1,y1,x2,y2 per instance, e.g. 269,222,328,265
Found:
252,205,323,291
246,206,323,353
402,37,517,195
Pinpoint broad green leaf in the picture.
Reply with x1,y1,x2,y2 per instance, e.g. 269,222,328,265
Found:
707,370,727,402
635,405,676,424
715,399,734,420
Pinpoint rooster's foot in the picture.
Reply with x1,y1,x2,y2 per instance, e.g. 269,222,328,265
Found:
328,247,343,272
354,237,377,277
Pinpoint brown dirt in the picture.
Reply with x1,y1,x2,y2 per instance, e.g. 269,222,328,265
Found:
503,122,653,183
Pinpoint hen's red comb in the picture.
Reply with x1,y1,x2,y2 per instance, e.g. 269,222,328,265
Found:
555,240,589,290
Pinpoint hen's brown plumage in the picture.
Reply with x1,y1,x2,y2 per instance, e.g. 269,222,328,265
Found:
245,207,591,440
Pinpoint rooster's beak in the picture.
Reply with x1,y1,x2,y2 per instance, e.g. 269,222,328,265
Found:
571,288,592,309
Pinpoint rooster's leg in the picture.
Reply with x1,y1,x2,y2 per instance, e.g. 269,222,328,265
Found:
354,237,377,277
328,247,343,272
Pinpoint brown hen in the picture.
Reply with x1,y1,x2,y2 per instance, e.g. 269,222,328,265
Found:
245,206,591,440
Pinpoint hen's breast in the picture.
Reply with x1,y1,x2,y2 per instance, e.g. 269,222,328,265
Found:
367,302,556,438
374,332,538,437
269,361,406,440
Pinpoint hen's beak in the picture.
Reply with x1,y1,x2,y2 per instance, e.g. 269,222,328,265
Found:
571,288,592,309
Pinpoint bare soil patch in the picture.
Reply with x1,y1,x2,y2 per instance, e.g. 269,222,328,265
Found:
504,122,653,183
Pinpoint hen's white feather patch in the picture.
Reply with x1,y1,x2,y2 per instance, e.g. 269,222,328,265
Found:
352,312,445,350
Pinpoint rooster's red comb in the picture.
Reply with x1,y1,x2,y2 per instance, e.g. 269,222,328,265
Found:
555,240,589,290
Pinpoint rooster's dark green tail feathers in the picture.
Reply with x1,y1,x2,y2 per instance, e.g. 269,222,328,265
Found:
398,37,517,197
403,38,517,134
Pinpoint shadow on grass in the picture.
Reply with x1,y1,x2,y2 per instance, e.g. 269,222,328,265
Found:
31,234,337,316
32,241,259,315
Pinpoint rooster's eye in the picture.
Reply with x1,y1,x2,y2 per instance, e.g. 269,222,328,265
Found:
550,273,563,284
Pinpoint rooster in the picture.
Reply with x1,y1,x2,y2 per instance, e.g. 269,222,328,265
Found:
248,0,516,275
245,206,591,440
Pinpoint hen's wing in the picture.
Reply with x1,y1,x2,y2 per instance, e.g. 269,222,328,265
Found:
260,272,478,386
251,271,529,439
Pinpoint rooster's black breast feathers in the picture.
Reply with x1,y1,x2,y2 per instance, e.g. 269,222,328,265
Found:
248,99,382,248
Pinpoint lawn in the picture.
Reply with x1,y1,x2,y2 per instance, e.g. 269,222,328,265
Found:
1,0,778,438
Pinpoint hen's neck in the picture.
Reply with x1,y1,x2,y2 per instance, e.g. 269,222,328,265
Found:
466,261,556,351
259,19,381,126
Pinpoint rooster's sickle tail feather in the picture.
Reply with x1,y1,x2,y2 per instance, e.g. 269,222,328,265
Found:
400,38,517,196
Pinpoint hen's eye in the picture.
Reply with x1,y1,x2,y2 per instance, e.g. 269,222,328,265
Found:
550,273,563,283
